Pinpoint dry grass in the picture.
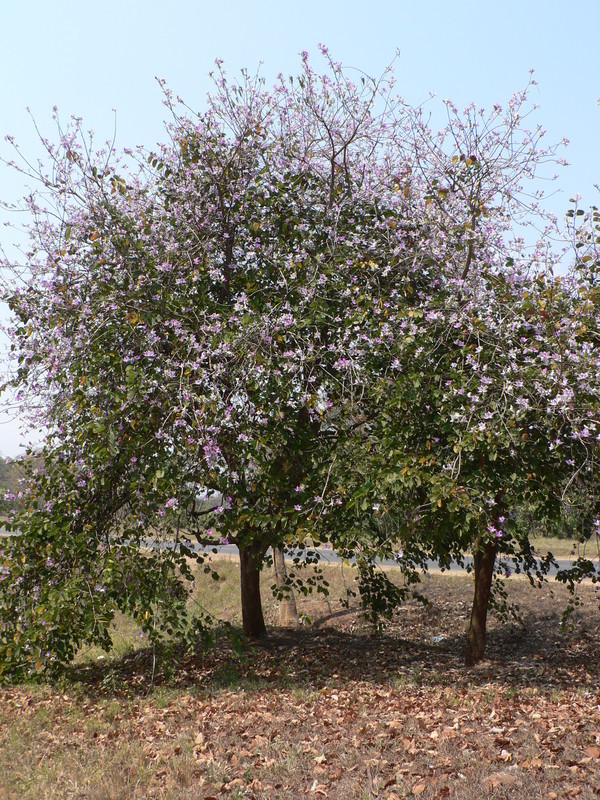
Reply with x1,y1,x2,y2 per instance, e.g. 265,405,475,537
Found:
529,534,600,560
1,563,600,799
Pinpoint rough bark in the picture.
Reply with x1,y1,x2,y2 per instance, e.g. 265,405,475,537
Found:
465,537,498,666
239,544,267,639
272,546,298,627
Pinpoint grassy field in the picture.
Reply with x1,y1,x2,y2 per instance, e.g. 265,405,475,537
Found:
1,559,600,799
528,535,600,560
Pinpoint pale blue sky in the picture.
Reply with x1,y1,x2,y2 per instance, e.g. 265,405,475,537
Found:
1,0,599,455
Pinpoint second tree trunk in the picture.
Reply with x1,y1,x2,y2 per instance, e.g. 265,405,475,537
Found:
465,538,498,666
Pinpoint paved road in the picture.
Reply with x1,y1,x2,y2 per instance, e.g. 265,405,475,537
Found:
3,529,596,578
141,539,597,578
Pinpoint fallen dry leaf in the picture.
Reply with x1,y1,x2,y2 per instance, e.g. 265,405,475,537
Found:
485,771,519,789
520,756,542,769
224,778,245,790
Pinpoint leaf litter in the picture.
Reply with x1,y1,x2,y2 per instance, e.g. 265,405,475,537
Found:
1,574,599,798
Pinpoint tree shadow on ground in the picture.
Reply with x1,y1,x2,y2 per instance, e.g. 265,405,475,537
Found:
65,595,600,699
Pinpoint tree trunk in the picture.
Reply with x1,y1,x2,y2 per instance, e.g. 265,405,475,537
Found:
465,538,498,666
239,544,267,639
272,546,298,627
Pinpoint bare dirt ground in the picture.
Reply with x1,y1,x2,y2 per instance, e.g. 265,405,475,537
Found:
1,572,599,799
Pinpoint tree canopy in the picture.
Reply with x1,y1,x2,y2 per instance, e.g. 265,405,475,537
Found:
1,49,599,679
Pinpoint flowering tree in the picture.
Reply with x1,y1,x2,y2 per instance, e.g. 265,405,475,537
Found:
0,50,423,675
1,50,595,678
304,82,600,663
367,267,600,663
334,102,600,663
